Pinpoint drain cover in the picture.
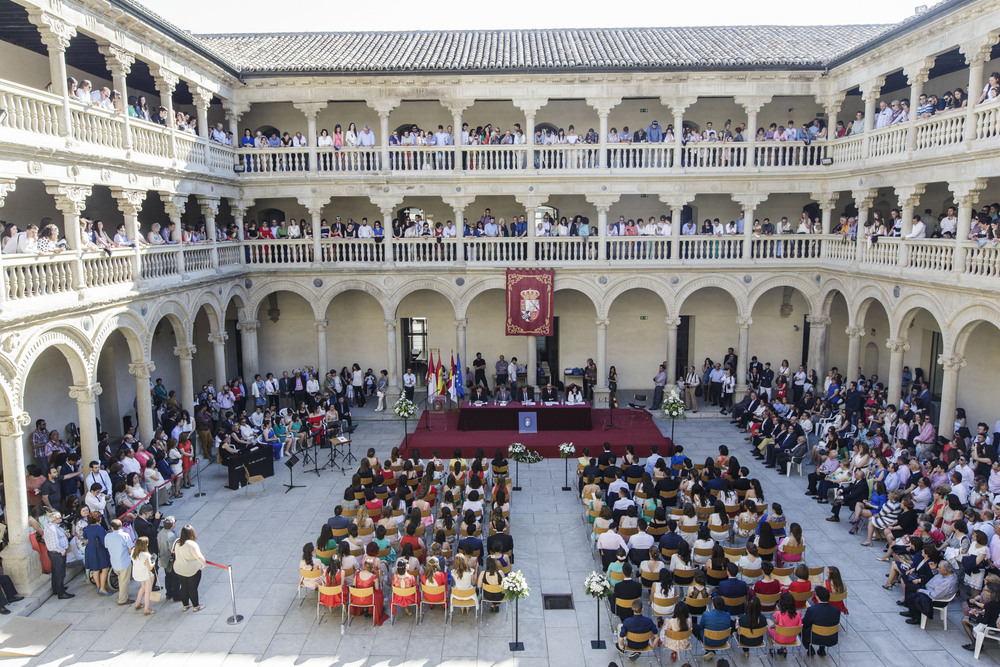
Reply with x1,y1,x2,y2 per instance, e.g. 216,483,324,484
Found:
542,594,574,610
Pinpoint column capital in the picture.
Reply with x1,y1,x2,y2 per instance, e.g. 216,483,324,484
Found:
894,184,926,209
111,187,147,217
806,314,831,327
207,332,228,345
97,42,135,76
734,94,772,115
815,92,846,116
585,194,621,213
662,96,698,115
237,319,259,333
736,316,753,329
885,338,911,353
442,195,476,212
938,354,968,371
27,9,76,52
454,318,468,331
731,194,768,210
231,198,255,216
903,58,934,86
443,98,475,115
384,319,397,331
223,101,251,123
960,33,998,66
586,97,622,116
173,344,197,360
0,412,31,438
293,101,328,119
658,194,690,209
595,317,610,329
515,194,549,209
297,196,330,217
664,317,682,328
191,86,214,110
45,182,92,216
512,98,548,116
128,361,156,379
368,195,404,212
845,326,866,339
949,178,988,207
68,383,102,404
151,65,179,96
366,98,401,119
314,319,329,331
810,191,839,211
0,178,16,208
861,77,886,103
160,193,187,219
197,196,220,219
851,188,878,210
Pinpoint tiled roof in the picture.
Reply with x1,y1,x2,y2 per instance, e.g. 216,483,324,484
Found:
192,26,893,74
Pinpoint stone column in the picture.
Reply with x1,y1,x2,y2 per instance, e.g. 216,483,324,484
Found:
514,98,546,170
587,97,620,169
811,192,839,234
456,319,469,379
443,99,472,171
860,77,885,159
852,189,877,262
370,195,402,264
98,43,135,149
231,198,253,242
442,195,475,265
174,345,196,417
69,383,102,465
886,338,911,408
937,354,966,438
111,187,146,282
665,317,681,383
367,98,400,171
27,9,76,138
818,93,845,148
207,333,227,389
0,179,15,311
0,411,42,591
895,185,925,267
223,102,249,144
151,66,179,159
161,193,187,276
128,361,155,443
735,95,771,166
961,35,995,144
587,194,620,262
660,195,688,261
949,178,986,274
594,317,610,405
192,86,212,140
516,194,548,259
903,59,932,152
806,315,831,376
294,102,327,172
297,196,329,265
311,319,328,373
237,319,259,380
664,96,697,170
845,326,866,381
198,196,220,268
732,194,767,259
385,319,400,399
45,182,91,291
735,317,752,397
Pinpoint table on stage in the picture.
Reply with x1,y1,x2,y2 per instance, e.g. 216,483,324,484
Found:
221,444,275,489
456,401,592,431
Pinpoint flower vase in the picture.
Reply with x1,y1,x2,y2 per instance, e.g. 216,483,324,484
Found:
590,596,606,649
509,597,524,651
562,456,571,491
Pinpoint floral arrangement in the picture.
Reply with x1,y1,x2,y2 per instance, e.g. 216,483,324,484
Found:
558,442,575,458
508,443,525,457
508,443,542,464
584,571,614,598
661,388,686,419
393,397,417,419
502,570,530,601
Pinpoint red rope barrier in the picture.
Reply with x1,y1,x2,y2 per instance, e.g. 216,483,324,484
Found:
114,465,189,521
205,560,228,569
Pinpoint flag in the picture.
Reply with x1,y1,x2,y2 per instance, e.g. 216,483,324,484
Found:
455,353,465,399
448,353,457,402
426,351,436,397
437,356,446,396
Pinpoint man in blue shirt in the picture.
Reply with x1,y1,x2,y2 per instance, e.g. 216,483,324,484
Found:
694,596,734,659
714,562,748,615
646,120,663,143
617,600,657,659
327,505,352,540
105,519,135,605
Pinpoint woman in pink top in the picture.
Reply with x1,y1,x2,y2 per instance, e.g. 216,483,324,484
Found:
766,592,802,657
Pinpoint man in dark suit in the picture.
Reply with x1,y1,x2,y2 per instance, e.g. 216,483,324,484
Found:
517,385,535,402
828,468,869,521
612,562,643,620
802,586,841,656
458,533,484,567
775,435,809,475
540,383,559,402
654,472,681,507
327,505,351,540
598,442,616,469
494,385,512,403
714,563,748,615
133,505,162,590
657,520,683,554
469,385,489,402
278,371,294,411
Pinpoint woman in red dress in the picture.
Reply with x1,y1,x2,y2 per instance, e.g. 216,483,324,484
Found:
350,558,387,625
178,434,194,489
390,560,418,616
420,556,448,607
319,556,345,610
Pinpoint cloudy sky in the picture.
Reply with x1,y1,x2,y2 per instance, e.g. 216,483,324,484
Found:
144,0,928,33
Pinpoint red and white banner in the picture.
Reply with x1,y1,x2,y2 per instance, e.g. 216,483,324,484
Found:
505,269,554,336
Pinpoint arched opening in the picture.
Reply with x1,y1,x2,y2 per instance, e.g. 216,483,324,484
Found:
22,347,82,464
823,289,851,375
325,290,388,376
897,306,944,404
223,294,247,379
551,287,598,390
191,304,220,388
465,288,532,389
748,285,811,370
858,298,891,381
95,329,139,439
864,341,880,378
255,291,317,374
677,285,740,371
395,289,457,387
149,313,186,413
607,288,667,388
954,320,1000,428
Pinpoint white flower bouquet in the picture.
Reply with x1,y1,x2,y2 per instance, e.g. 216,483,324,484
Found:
584,571,614,598
508,442,542,464
502,570,530,601
508,443,526,457
558,442,575,458
661,388,686,419
393,397,417,419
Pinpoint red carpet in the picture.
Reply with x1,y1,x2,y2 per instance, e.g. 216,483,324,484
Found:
399,408,673,459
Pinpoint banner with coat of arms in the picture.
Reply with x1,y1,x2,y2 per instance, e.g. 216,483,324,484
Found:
505,269,554,336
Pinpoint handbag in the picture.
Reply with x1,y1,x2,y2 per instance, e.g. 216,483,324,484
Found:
695,386,703,397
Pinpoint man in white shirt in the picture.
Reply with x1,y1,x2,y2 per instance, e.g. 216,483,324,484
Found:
442,221,456,238
507,357,518,391
211,123,227,143
681,220,697,235
627,520,655,554
85,484,108,515
402,367,416,401
119,448,141,476
96,87,114,111
874,101,893,129
291,132,307,147
905,216,927,239
2,224,39,254
940,207,958,236
357,218,374,239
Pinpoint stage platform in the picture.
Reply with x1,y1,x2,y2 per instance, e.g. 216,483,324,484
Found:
399,407,673,458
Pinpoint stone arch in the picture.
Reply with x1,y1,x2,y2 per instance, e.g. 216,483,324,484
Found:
672,274,746,317
849,284,893,329
818,277,852,315
455,277,506,321
387,278,460,319
553,276,603,319
890,293,949,347
601,277,672,320
744,274,821,317
949,302,1000,358
145,299,192,351
91,310,149,366
14,326,92,404
318,280,392,320
248,281,325,322
221,284,249,316
190,293,225,335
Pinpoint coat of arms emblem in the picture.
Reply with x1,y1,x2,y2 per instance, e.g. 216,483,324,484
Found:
520,289,540,323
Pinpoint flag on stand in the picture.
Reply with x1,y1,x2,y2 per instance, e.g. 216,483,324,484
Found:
426,351,437,397
448,354,457,402
455,353,465,399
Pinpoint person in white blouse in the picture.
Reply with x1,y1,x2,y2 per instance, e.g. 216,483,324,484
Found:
287,219,301,238
357,219,374,239
147,223,166,245
292,132,307,147
344,122,358,147
905,216,927,239
566,385,585,405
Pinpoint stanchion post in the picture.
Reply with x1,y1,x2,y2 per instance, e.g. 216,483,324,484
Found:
226,565,243,625
193,458,206,498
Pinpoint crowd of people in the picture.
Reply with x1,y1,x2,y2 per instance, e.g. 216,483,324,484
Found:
298,447,515,626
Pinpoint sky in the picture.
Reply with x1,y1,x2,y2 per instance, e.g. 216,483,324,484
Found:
144,0,928,33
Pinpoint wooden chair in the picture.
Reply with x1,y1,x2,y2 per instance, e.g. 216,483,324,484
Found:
242,465,265,493
330,527,349,542
608,569,626,584
651,594,678,617
724,504,739,519
660,489,679,505
807,566,826,584
348,586,377,626
696,506,714,522
389,585,418,624
723,547,744,563
705,567,728,584
342,507,359,519
683,594,709,620
348,542,364,558
481,583,508,618
661,627,694,660
618,630,656,660
420,581,448,621
721,595,747,615
754,591,780,610
733,519,758,544
701,627,732,653
673,566,695,587
771,566,794,585
316,582,345,624
647,524,668,538
736,625,767,654
780,544,806,561
669,508,684,517
640,568,660,589
448,587,478,626
693,546,714,561
298,568,324,602
619,525,639,541
659,547,677,560
809,623,840,656
770,624,803,652
679,523,699,538
614,596,639,619
376,547,391,560
767,518,786,534
315,548,336,562
739,567,763,581
790,589,812,610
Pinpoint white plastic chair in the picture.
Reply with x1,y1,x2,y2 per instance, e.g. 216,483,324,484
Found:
920,592,957,630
